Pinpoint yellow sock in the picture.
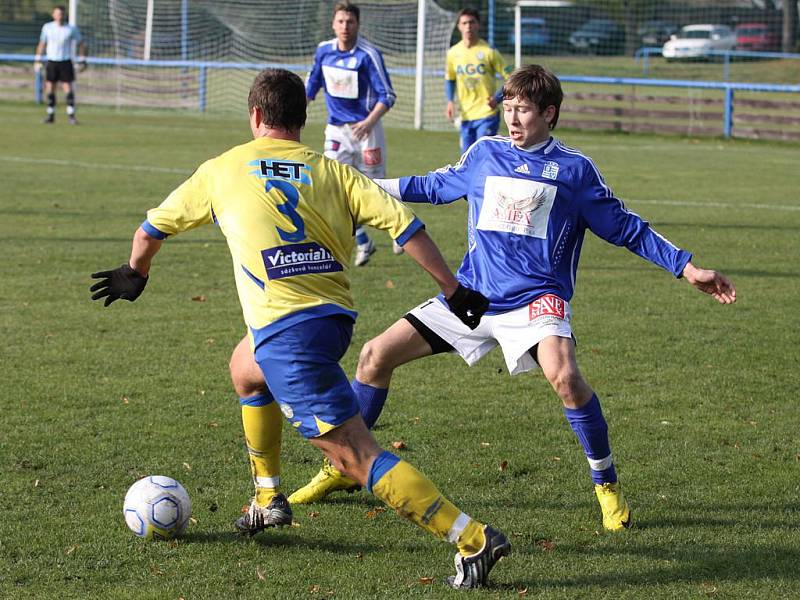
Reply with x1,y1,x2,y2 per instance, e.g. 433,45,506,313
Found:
240,395,282,506
368,451,486,555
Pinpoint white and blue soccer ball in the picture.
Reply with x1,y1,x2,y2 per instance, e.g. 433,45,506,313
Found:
123,475,191,540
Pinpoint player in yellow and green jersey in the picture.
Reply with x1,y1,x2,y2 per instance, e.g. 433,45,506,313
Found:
90,68,510,589
445,8,512,153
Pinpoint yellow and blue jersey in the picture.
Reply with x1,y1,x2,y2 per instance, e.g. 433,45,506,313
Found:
143,136,423,348
445,39,510,122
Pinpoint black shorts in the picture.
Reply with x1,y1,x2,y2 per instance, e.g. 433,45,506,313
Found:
45,60,75,83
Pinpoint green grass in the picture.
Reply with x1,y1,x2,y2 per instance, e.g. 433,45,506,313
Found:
1,101,799,599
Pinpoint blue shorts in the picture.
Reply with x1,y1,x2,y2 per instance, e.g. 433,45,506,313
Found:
254,315,359,439
460,114,500,153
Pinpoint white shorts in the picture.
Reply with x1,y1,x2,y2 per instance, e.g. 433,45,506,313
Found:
407,294,574,376
324,121,386,178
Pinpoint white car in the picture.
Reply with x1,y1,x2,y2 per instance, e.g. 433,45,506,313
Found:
662,24,736,60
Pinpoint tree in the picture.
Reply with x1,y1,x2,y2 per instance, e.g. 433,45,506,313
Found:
784,0,798,52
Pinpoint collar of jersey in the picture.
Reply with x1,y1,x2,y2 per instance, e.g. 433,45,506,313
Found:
512,137,551,154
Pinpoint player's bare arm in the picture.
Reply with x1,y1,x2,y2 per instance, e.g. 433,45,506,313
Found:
682,261,737,304
34,40,45,71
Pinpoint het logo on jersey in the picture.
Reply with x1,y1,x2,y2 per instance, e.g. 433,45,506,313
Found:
248,159,312,185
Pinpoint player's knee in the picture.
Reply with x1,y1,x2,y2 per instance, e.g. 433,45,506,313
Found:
357,338,392,378
547,368,586,404
229,356,266,398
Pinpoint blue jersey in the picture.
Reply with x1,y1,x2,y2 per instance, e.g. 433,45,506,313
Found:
40,21,82,61
306,38,396,125
399,136,692,313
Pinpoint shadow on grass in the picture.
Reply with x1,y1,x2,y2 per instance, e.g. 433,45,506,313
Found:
180,529,391,555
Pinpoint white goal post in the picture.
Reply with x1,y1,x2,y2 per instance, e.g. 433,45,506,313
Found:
513,0,573,68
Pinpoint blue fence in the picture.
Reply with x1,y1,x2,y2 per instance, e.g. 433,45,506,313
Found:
3,53,799,139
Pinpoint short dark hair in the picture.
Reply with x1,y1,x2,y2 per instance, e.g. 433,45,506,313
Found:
248,68,307,131
503,64,563,130
333,2,360,22
457,8,480,23
54,5,66,12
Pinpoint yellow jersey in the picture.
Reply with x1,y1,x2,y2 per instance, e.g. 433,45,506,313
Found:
445,39,511,122
144,136,422,345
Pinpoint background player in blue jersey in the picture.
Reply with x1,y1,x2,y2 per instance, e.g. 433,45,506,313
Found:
34,5,87,125
290,64,737,532
90,67,508,590
306,2,402,266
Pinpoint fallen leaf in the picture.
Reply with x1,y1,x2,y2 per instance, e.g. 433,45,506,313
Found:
355,552,363,560
198,390,206,396
189,517,198,525
517,588,528,596
365,507,386,519
256,566,266,581
309,511,320,519
551,456,561,462
392,440,406,450
309,584,320,594
33,479,40,488
499,460,508,471
122,395,130,404
65,544,78,555
191,295,206,302
182,462,192,471
480,442,491,447
206,338,215,345
535,538,555,551
207,421,219,428
385,279,395,289
419,577,434,585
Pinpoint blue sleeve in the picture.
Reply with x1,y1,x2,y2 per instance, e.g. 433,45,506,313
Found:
445,80,456,102
492,88,504,104
398,142,482,205
305,47,324,100
578,163,692,278
141,219,169,240
365,48,396,108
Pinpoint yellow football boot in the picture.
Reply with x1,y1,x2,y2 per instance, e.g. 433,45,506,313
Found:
594,482,631,531
287,458,360,504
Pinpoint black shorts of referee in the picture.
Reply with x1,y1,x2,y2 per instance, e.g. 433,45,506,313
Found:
45,60,75,83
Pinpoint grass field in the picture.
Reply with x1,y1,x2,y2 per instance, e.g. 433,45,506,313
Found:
1,101,799,599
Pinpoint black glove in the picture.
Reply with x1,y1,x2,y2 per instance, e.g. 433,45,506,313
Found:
445,284,489,330
90,264,148,306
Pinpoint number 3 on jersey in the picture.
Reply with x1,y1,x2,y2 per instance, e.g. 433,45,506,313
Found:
266,179,305,242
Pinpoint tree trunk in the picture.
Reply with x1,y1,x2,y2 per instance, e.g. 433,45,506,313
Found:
784,0,799,53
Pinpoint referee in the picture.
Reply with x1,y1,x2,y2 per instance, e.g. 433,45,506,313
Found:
34,5,87,124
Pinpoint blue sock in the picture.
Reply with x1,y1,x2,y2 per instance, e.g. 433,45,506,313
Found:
355,226,370,246
563,394,617,484
352,379,388,429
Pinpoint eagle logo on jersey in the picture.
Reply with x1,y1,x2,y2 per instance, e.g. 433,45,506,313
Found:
478,176,557,239
496,188,549,213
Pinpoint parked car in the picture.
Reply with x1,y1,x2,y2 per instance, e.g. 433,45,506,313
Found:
507,17,552,53
637,20,678,47
662,24,736,60
735,22,779,52
568,19,625,55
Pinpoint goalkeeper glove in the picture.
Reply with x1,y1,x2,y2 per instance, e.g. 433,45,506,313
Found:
90,264,148,306
445,284,489,330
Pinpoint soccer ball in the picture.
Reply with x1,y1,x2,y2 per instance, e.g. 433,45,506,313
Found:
123,475,192,540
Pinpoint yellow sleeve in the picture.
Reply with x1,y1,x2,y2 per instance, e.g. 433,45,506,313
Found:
494,49,512,79
445,49,456,81
340,163,419,240
145,160,214,237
